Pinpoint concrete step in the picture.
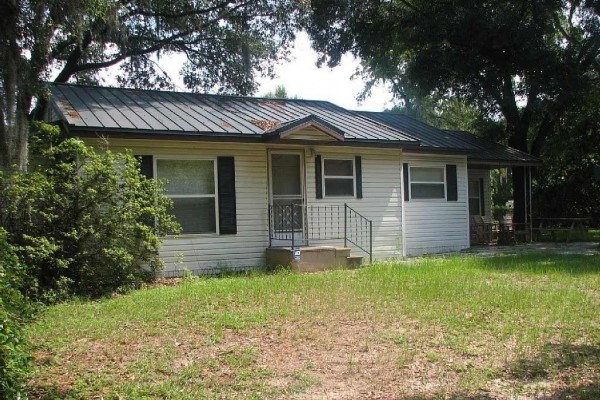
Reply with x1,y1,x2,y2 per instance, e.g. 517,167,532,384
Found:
346,255,363,268
265,246,359,272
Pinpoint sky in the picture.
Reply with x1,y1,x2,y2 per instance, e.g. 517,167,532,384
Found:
254,32,394,111
101,32,395,112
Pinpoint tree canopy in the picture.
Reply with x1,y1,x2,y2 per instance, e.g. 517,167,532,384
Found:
1,0,305,170
308,0,599,222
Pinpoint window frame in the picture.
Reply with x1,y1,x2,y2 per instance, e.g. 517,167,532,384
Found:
468,179,482,216
154,156,220,236
322,157,356,198
409,165,447,201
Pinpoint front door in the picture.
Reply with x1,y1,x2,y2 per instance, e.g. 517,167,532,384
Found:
269,151,305,246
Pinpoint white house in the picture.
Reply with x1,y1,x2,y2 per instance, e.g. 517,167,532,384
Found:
47,84,539,275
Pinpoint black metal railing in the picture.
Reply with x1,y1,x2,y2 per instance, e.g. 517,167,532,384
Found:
268,203,373,263
344,205,373,263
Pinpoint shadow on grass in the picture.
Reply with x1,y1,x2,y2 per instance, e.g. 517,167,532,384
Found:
400,343,600,400
470,253,600,275
507,343,600,381
401,383,600,399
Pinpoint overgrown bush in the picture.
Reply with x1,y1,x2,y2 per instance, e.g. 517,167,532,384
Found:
0,123,179,299
0,229,34,398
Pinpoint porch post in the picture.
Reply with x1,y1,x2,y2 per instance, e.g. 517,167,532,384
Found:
529,166,533,242
524,166,528,237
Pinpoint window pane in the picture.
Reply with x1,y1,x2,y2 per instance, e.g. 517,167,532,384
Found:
469,198,481,215
271,154,301,196
411,183,445,199
172,197,216,234
468,180,480,198
325,178,354,196
324,159,353,176
411,167,444,182
157,160,214,195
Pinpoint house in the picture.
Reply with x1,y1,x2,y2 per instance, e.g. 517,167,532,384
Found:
46,84,540,275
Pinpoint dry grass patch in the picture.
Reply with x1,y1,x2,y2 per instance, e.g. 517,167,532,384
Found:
27,253,600,399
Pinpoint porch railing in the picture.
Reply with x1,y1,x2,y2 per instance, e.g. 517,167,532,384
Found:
268,203,373,263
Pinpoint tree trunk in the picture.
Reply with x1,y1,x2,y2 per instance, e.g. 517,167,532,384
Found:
0,1,30,172
511,166,527,225
507,123,530,225
0,105,29,172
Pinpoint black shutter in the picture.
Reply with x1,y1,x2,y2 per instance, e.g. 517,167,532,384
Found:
217,156,237,234
403,163,409,201
315,155,323,199
446,164,458,201
138,155,154,179
479,177,485,216
355,156,363,199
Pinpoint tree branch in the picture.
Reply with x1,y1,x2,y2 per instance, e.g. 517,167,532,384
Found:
127,0,239,19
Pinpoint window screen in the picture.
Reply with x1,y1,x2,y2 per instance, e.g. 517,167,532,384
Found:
323,158,355,197
410,166,445,199
157,159,217,234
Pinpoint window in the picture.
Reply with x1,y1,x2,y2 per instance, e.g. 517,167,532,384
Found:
323,158,355,197
410,166,445,199
156,159,217,234
469,180,481,215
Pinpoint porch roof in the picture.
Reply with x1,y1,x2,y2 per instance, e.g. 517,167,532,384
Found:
357,111,541,167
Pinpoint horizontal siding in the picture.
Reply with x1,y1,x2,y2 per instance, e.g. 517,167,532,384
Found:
403,155,469,256
90,138,270,275
306,146,404,259
86,136,475,271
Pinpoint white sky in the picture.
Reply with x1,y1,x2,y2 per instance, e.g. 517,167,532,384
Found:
255,32,394,111
100,32,395,111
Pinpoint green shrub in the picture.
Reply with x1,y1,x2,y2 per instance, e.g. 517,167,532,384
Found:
492,205,510,222
0,229,33,398
0,123,180,299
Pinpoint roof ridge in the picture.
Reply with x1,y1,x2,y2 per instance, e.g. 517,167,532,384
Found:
48,82,345,108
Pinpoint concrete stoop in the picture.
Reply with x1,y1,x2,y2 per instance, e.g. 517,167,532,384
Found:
265,246,363,272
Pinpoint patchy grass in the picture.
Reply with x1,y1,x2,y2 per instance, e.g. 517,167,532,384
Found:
27,253,600,399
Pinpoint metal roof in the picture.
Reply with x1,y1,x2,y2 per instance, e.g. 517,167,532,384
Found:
48,84,540,166
357,111,541,166
49,84,419,145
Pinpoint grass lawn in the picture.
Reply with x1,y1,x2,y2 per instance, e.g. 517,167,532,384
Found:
27,253,600,399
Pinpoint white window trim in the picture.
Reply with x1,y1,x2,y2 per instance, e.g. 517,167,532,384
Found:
409,165,446,201
154,156,220,236
322,157,356,198
469,180,482,215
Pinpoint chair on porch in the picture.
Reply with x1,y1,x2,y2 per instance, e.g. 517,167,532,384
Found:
470,215,494,245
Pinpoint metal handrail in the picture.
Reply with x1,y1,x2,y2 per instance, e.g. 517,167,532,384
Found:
344,203,373,263
268,203,373,263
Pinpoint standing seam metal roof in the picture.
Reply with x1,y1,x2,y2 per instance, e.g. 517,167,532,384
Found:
50,84,419,143
357,111,541,165
49,84,540,165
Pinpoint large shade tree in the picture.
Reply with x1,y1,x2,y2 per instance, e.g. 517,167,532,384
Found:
0,0,304,171
308,0,599,223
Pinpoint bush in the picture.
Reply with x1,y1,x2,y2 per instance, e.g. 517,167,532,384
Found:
0,229,33,398
492,205,510,222
0,123,180,299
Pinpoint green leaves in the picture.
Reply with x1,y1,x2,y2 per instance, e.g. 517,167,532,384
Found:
1,122,180,300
